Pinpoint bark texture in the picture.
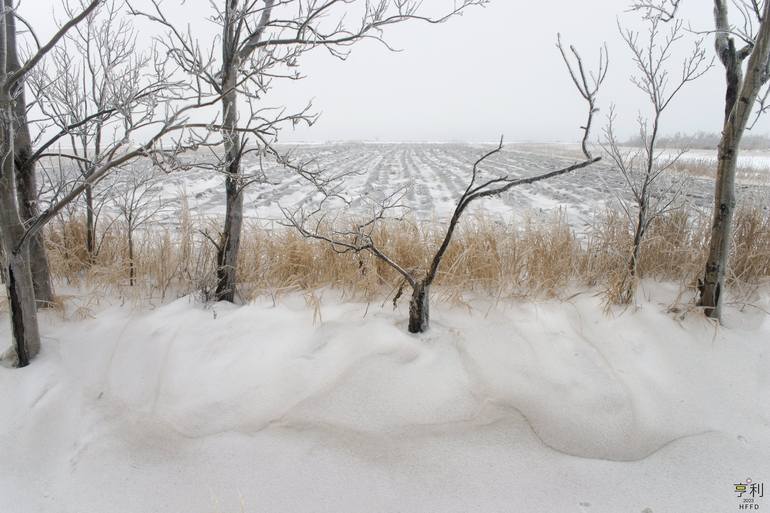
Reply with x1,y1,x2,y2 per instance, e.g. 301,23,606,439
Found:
2,250,41,367
128,220,135,287
0,1,41,367
214,6,244,303
5,0,54,306
0,91,41,367
700,0,770,319
408,280,430,334
86,184,96,258
14,147,54,305
213,0,273,302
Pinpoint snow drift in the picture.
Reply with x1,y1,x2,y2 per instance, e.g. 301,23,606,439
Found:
1,284,769,512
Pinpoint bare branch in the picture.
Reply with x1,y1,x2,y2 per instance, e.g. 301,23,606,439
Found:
629,0,682,22
3,0,100,89
557,34,609,159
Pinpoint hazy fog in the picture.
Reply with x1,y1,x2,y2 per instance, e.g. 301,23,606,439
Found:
21,0,760,144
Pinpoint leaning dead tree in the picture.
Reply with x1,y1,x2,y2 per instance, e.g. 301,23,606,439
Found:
698,0,770,320
130,0,487,303
602,4,710,304
285,40,604,333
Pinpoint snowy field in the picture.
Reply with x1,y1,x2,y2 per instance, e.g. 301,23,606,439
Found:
4,143,770,512
675,147,770,169
95,142,770,229
1,283,769,512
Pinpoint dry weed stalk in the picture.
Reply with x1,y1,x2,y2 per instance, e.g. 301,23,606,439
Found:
42,204,770,310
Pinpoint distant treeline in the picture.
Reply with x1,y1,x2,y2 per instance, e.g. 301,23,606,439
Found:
625,132,770,150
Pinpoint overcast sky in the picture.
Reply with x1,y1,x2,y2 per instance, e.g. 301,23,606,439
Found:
20,0,765,144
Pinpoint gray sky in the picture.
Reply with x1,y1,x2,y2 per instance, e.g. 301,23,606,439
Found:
20,0,763,143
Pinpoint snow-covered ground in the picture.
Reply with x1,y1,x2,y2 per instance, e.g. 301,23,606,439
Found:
75,143,770,231
1,283,769,512
675,147,770,169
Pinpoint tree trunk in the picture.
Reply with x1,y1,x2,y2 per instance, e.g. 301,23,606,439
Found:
86,184,96,259
5,0,54,306
215,154,243,302
128,226,135,287
14,153,55,305
0,91,41,368
623,205,647,303
700,3,770,320
699,39,742,320
700,139,739,319
1,249,41,367
87,118,103,262
408,280,430,333
214,31,243,303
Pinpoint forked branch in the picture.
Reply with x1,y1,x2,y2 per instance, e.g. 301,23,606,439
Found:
557,34,609,159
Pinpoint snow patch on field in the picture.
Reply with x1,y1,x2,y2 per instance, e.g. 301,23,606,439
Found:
675,148,770,169
45,143,770,235
1,285,769,512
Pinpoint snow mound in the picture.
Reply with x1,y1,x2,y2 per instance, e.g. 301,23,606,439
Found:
1,285,769,512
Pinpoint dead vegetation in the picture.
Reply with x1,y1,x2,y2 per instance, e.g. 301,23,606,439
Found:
672,157,770,183
33,201,770,310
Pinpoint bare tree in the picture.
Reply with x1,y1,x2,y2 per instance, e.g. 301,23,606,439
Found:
601,5,710,304
1,0,168,315
39,154,119,262
630,2,770,318
5,0,56,306
129,0,487,303
108,166,164,286
28,0,147,263
0,0,101,367
1,1,248,367
285,40,604,333
36,158,116,277
3,91,226,366
698,0,770,320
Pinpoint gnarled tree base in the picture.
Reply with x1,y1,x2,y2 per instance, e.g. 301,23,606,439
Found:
698,262,722,319
408,281,430,333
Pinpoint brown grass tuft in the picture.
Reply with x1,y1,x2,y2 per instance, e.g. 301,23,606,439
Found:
42,204,770,306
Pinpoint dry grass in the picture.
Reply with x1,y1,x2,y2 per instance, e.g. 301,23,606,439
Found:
40,203,770,308
672,157,770,184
